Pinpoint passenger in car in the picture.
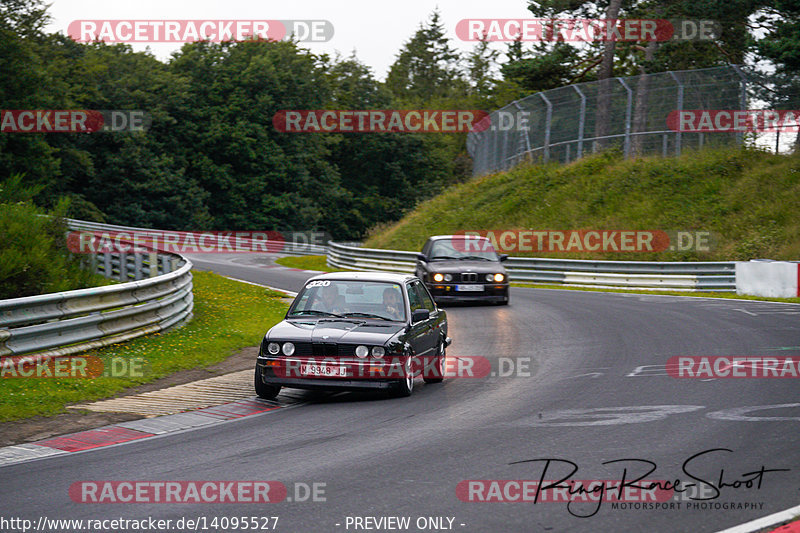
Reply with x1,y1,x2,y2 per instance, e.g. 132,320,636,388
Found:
318,284,345,314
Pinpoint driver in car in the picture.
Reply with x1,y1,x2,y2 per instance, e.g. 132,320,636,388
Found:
382,287,404,321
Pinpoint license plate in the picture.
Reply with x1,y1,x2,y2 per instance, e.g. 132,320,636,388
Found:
301,364,347,377
456,284,484,292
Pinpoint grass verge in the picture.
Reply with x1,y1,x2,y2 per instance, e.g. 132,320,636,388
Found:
0,270,289,422
274,255,346,272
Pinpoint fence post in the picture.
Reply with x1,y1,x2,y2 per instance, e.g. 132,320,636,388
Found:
731,65,748,147
617,77,633,158
573,85,586,159
512,100,532,157
540,93,552,163
669,71,683,156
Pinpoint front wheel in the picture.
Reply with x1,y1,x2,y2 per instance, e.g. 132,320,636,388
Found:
394,354,415,397
254,364,281,400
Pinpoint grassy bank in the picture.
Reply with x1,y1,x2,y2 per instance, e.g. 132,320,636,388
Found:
0,271,289,421
364,147,800,262
274,255,345,272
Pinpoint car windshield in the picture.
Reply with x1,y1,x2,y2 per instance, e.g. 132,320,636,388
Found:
288,280,406,322
429,238,499,261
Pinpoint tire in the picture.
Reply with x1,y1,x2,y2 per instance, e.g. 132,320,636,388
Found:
254,364,281,400
394,354,415,397
423,341,445,384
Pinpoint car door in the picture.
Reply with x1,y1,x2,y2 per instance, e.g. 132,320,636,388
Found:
409,280,438,359
405,281,430,366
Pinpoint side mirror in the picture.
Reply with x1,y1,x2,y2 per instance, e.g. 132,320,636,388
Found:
499,254,508,262
416,253,427,262
411,309,430,323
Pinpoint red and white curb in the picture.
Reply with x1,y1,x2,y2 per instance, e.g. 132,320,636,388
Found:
716,504,800,533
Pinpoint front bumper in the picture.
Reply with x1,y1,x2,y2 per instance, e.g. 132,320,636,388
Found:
425,283,509,303
256,356,407,391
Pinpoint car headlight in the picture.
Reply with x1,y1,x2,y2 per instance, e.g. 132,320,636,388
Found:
355,345,369,358
267,342,280,355
444,274,452,282
372,346,385,359
485,273,494,282
433,273,444,282
494,273,505,282
281,342,295,356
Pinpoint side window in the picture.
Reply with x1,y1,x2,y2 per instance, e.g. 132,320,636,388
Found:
406,283,423,311
415,282,436,312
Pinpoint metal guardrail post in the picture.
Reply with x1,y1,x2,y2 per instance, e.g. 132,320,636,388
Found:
134,254,143,281
149,252,159,277
119,252,128,281
618,77,633,158
540,93,552,163
669,71,683,156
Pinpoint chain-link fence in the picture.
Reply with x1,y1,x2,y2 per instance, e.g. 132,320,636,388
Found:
467,65,781,176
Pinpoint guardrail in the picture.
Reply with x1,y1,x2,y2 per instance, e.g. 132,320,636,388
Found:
0,220,194,361
327,241,736,291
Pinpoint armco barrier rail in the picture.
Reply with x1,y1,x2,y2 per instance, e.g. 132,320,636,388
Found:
327,241,736,291
0,221,194,360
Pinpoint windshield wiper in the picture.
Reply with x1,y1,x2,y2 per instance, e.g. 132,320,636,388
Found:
290,309,344,317
459,255,492,261
430,255,458,260
343,312,395,321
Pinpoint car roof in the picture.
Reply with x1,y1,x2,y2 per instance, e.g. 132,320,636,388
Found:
305,271,417,284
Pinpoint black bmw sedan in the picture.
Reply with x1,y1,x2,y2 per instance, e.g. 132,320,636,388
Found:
255,272,451,399
415,235,510,305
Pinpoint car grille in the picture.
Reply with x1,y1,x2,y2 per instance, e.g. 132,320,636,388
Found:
274,343,364,358
461,272,478,282
292,342,314,356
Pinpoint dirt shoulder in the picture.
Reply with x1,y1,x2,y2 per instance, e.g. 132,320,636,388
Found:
0,346,259,447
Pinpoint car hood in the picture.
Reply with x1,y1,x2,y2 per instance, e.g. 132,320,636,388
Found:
267,319,405,344
426,260,506,274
